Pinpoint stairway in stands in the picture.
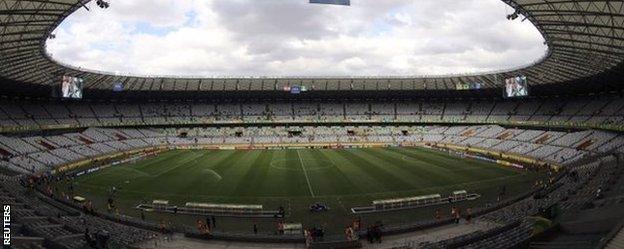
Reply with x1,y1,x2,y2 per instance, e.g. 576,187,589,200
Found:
606,227,624,249
530,234,602,249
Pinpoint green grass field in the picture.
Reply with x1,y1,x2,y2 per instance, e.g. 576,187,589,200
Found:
58,147,543,235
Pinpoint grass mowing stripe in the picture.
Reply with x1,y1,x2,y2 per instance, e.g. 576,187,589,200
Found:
320,149,385,194
154,150,227,188
142,150,239,197
284,149,310,197
349,149,435,188
393,147,481,172
297,149,316,197
232,150,274,196
309,149,363,195
77,150,183,182
394,147,516,179
399,147,506,171
208,150,246,173
383,147,484,181
115,166,153,178
215,150,263,195
365,148,458,185
336,149,412,190
147,151,207,177
134,150,192,172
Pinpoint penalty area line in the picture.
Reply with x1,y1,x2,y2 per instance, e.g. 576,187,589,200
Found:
297,150,316,198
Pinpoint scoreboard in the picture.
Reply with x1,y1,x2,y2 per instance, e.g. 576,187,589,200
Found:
310,0,350,6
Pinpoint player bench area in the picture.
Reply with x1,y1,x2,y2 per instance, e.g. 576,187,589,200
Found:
136,200,285,218
351,190,480,214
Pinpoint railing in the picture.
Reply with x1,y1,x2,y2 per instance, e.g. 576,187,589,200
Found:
2,118,623,134
594,205,624,249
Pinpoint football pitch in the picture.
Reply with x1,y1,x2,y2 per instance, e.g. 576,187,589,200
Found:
61,146,543,234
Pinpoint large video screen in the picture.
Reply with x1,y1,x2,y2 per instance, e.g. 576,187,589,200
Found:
310,0,350,6
113,82,124,92
283,85,309,94
61,75,84,99
505,75,529,98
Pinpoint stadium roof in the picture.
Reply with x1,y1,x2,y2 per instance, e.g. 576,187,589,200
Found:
0,0,623,98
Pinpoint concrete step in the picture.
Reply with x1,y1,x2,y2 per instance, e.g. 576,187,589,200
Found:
605,230,624,249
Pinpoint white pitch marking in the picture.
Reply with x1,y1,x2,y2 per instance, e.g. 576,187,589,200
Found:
297,150,316,197
203,169,223,182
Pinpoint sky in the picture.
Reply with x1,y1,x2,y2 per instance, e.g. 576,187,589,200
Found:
46,0,547,77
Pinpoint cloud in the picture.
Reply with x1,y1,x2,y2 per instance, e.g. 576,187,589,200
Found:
46,0,547,77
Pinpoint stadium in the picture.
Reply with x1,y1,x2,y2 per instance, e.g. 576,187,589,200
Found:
1,0,624,248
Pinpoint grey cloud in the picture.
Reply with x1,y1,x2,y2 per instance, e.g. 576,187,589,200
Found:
46,0,547,77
